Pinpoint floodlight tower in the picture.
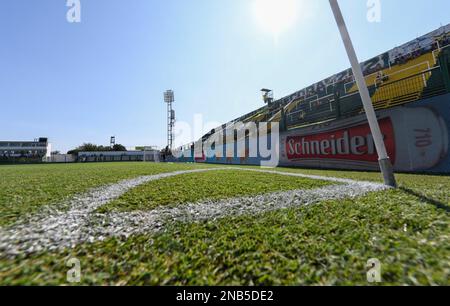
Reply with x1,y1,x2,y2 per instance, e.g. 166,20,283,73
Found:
164,90,175,150
110,136,116,149
261,88,274,105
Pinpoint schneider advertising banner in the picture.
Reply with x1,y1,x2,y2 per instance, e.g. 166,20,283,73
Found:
280,94,450,173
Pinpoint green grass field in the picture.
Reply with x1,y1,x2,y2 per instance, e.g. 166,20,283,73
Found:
98,169,331,213
0,162,219,226
0,162,448,285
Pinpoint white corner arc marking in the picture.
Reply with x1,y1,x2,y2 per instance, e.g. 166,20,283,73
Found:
0,168,388,256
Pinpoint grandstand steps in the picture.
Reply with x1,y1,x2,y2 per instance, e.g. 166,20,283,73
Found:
421,86,448,99
372,99,391,110
421,69,448,99
389,92,421,107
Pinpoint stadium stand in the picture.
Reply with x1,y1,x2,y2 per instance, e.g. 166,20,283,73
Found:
280,24,450,130
179,25,450,157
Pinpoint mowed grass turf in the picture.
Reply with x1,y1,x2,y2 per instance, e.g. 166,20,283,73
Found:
0,163,449,285
0,162,219,226
98,169,331,213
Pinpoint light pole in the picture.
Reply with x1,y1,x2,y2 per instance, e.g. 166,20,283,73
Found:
164,90,175,151
329,0,397,187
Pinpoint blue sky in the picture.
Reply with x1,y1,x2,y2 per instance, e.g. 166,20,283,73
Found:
0,0,448,153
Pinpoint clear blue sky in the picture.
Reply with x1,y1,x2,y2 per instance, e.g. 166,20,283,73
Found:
1,0,448,153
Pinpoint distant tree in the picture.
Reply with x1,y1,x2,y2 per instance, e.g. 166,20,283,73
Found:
67,149,78,155
67,143,98,155
97,145,110,151
112,144,127,152
51,151,61,155
80,143,100,152
67,143,127,155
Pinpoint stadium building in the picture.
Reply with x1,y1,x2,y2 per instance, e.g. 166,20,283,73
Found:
0,137,51,163
176,24,450,174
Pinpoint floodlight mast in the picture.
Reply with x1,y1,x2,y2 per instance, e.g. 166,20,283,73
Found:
164,90,175,151
329,0,397,187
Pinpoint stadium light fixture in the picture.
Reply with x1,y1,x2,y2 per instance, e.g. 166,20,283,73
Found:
329,0,397,187
261,88,274,105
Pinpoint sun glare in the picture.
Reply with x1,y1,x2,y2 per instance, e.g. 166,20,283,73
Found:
252,0,299,38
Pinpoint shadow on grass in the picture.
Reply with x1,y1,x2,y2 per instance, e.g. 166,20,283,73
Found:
400,187,450,213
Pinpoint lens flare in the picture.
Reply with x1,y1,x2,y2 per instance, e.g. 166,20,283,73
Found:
252,0,299,38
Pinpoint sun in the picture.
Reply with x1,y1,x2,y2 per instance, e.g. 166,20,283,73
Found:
252,0,299,38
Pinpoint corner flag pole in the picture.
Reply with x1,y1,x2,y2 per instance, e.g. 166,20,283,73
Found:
329,0,397,187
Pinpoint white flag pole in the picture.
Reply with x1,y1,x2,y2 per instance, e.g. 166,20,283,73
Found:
329,0,397,187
